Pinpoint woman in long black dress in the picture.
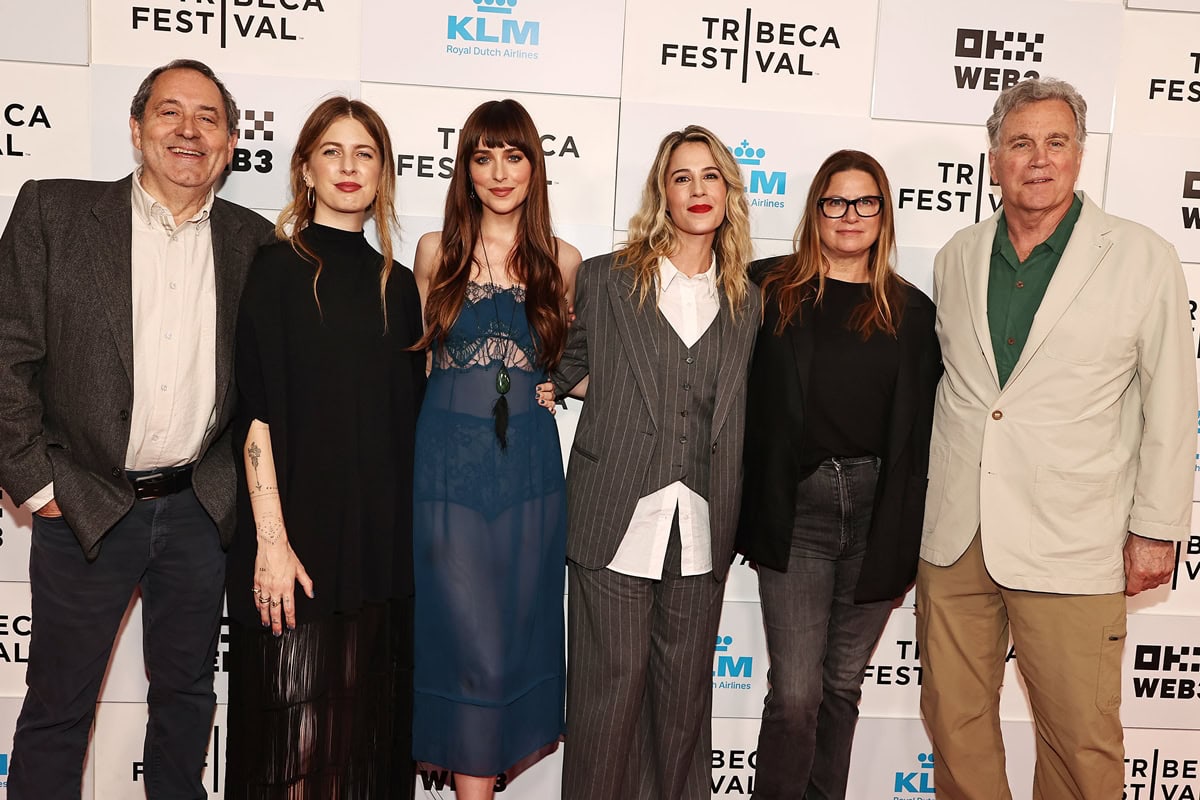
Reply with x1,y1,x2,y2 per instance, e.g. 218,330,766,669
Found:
224,97,425,799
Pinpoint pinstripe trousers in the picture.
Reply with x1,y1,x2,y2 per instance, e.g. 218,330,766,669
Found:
562,526,726,800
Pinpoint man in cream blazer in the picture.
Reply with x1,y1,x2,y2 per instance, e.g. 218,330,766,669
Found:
917,78,1195,800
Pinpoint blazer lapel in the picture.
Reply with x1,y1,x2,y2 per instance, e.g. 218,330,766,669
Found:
962,215,1002,392
86,177,135,385
210,201,251,421
711,288,752,443
607,267,662,428
787,309,815,456
1003,196,1109,391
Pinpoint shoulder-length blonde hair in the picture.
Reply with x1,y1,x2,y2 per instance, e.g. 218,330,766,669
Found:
276,96,400,329
618,125,752,314
760,149,908,338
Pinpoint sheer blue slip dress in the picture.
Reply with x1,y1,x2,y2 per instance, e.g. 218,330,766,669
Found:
413,282,566,777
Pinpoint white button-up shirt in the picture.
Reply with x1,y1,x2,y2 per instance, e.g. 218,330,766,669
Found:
26,171,218,510
607,255,720,579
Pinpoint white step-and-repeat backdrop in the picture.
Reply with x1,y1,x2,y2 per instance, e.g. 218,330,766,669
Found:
3,0,1200,797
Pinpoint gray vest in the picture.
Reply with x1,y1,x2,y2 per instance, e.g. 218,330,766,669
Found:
642,315,721,499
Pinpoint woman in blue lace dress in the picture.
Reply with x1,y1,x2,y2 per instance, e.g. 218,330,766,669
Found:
411,98,581,800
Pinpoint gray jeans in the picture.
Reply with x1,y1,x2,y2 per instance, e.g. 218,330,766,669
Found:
751,456,893,800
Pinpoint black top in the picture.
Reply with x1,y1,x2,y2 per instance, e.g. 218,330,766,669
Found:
228,223,426,627
800,278,899,470
737,256,941,603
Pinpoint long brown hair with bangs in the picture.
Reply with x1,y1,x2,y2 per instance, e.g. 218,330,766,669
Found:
618,125,752,316
760,149,908,338
276,96,400,329
415,99,568,369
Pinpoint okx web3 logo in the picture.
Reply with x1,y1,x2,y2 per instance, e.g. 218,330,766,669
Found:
953,27,1043,91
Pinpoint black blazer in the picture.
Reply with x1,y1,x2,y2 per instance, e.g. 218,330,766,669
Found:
735,256,941,603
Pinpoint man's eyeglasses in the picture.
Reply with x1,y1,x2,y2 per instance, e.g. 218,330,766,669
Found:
817,195,885,219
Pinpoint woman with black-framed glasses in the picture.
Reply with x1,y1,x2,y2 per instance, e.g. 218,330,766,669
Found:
735,149,941,799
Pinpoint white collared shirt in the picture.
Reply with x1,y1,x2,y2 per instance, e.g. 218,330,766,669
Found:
607,255,720,579
26,171,218,511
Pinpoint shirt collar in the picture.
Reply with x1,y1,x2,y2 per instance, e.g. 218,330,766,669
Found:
659,254,718,294
993,191,1083,257
131,167,215,232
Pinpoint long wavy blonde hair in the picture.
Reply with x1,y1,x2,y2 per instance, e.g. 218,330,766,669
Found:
617,125,752,315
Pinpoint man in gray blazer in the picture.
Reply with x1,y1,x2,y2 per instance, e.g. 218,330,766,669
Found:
917,77,1195,799
0,59,273,798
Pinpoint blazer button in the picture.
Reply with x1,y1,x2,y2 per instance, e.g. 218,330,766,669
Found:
119,409,129,421
111,466,122,478
991,410,1003,420
711,443,718,453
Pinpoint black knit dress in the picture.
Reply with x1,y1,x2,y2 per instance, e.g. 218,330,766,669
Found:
224,223,425,800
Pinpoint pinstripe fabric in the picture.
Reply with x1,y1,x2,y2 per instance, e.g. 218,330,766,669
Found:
554,253,760,799
552,253,760,581
564,529,724,800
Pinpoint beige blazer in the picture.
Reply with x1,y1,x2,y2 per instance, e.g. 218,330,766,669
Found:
921,192,1196,594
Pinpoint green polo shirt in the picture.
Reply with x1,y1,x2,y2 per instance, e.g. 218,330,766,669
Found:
988,194,1083,387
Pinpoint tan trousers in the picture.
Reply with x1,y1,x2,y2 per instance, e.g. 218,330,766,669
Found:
915,533,1126,800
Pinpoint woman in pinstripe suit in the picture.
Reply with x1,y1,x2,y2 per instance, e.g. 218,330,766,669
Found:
548,125,760,800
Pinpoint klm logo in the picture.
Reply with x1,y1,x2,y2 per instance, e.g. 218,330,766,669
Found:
448,0,540,46
0,753,7,775
733,140,786,197
713,635,753,679
894,752,935,794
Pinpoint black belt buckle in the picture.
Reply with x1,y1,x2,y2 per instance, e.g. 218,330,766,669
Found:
128,465,194,501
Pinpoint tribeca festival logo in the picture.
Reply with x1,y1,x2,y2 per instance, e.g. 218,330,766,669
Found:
396,124,579,183
446,0,541,62
897,156,1001,224
659,9,840,83
131,0,328,48
952,27,1043,91
713,634,753,690
1167,536,1200,591
732,139,787,210
863,637,923,688
0,609,32,664
1148,52,1200,104
710,748,756,795
1125,748,1200,800
1,102,51,158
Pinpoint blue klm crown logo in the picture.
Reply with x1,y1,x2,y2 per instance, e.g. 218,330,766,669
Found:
713,635,752,678
0,753,8,775
476,0,517,12
732,140,766,166
730,138,786,197
449,0,539,45
894,752,935,794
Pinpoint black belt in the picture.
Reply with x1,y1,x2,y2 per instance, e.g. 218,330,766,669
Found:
126,465,194,501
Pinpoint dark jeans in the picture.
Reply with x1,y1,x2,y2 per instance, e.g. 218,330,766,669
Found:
752,456,893,800
10,487,225,800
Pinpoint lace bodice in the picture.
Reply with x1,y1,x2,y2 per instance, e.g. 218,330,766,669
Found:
434,282,539,372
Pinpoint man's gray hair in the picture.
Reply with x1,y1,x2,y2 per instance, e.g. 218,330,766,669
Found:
986,77,1087,152
129,59,240,136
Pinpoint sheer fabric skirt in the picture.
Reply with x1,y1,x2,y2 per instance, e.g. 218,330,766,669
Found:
225,598,415,800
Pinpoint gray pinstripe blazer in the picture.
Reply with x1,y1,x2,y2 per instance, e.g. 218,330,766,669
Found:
0,175,274,558
552,252,761,581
